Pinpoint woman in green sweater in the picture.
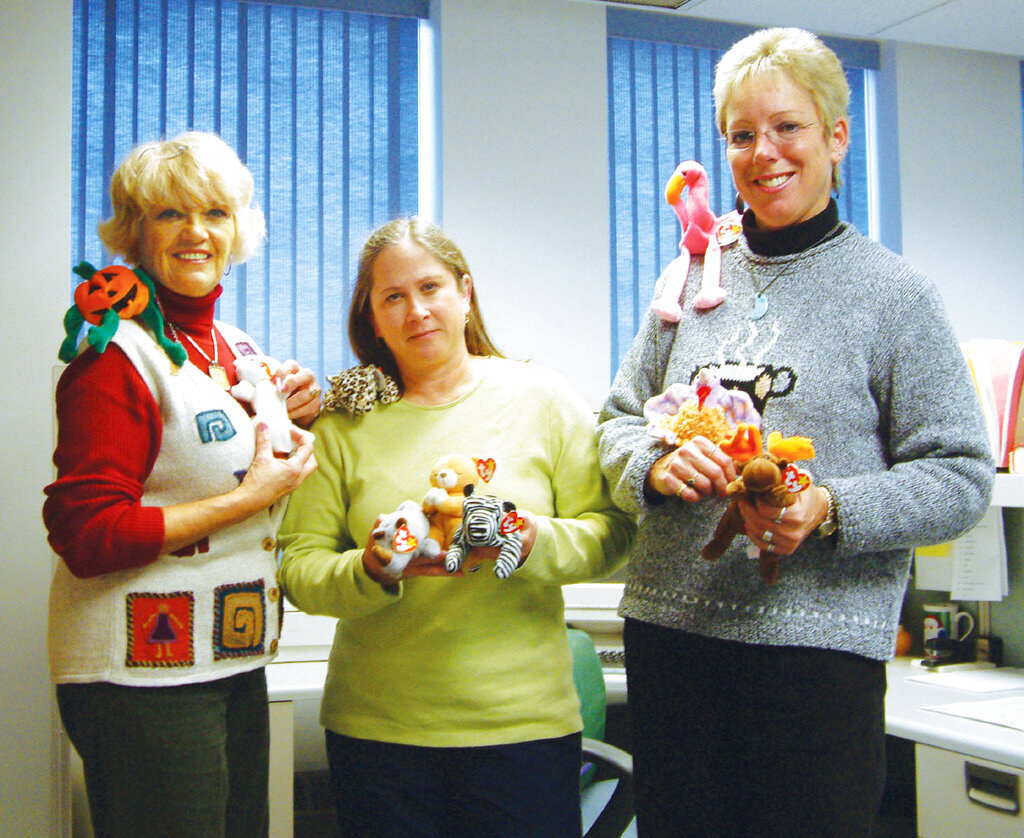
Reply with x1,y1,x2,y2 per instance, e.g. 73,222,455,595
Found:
277,216,634,837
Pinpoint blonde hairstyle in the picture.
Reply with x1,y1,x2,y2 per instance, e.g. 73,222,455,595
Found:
97,131,266,266
348,216,503,389
714,28,850,190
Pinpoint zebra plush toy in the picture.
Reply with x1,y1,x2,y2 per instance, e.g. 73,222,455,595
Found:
444,486,524,578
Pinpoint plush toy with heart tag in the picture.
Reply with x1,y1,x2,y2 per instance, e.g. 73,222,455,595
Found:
701,425,816,584
422,454,495,550
371,500,442,578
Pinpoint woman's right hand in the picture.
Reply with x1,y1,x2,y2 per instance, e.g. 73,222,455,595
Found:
646,435,737,501
360,517,454,586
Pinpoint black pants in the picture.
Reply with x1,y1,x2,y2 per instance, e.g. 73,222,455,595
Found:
325,730,583,838
624,618,887,838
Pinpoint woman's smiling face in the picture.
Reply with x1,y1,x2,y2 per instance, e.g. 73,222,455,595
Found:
138,203,236,297
725,70,848,231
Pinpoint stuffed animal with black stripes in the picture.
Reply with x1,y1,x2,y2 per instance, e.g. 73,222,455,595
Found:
444,486,524,579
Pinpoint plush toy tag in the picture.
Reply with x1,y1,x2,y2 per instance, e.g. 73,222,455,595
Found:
475,458,496,483
715,211,743,247
499,510,524,535
393,524,418,553
784,464,812,493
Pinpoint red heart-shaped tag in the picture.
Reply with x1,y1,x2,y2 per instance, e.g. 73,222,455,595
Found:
393,524,418,552
476,458,496,483
500,510,524,534
784,465,811,493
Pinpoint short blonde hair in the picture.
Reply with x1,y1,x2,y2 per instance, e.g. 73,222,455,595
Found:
714,28,850,189
98,131,266,266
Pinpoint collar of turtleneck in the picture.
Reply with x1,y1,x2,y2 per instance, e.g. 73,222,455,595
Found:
742,198,843,257
155,282,223,336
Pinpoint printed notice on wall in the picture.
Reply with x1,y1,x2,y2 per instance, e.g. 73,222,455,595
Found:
915,507,1008,600
950,506,1008,601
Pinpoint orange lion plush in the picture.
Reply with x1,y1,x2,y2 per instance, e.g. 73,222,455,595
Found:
701,425,815,584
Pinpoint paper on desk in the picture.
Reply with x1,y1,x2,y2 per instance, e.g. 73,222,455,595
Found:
924,696,1024,733
906,667,1024,693
914,507,1007,600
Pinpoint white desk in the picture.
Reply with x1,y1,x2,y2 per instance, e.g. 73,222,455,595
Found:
884,657,1024,769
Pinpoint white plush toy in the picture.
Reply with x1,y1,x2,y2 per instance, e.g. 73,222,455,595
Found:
371,500,442,578
230,356,294,455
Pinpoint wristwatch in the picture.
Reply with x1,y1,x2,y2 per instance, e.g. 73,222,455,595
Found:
814,486,838,539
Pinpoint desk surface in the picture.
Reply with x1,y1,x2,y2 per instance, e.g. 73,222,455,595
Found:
267,656,1024,769
884,657,1024,769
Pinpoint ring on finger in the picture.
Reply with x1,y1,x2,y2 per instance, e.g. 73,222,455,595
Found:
309,384,321,399
686,472,698,488
762,530,774,544
774,507,786,524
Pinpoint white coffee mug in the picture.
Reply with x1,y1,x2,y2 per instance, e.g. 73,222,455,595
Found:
923,602,974,643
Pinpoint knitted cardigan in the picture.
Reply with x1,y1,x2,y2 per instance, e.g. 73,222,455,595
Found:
597,223,994,661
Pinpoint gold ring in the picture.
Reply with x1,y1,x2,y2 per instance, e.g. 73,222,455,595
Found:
774,507,786,524
762,530,774,544
686,473,698,487
309,384,321,399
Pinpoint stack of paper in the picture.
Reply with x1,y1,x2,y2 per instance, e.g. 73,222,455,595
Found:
961,339,1024,472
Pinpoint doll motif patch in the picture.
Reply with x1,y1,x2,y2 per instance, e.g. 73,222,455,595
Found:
125,592,195,667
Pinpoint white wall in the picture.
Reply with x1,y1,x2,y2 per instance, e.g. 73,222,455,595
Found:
0,0,72,835
890,42,1024,341
2,1,1023,833
436,0,612,407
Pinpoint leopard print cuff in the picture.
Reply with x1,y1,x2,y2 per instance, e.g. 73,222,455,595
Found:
323,364,400,416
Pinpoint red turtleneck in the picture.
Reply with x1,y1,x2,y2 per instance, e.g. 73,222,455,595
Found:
43,282,239,578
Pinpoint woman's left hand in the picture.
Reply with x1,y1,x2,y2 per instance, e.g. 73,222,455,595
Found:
736,486,830,555
274,360,322,428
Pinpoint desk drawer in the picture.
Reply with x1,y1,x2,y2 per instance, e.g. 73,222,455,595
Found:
916,744,1021,837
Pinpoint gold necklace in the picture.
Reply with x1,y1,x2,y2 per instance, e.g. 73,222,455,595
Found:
167,322,231,390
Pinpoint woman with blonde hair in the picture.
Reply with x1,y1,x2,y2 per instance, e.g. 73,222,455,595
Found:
598,28,993,836
45,131,320,837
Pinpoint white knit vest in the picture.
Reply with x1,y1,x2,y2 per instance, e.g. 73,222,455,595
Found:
49,319,284,686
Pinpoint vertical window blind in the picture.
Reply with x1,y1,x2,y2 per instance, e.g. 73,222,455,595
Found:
607,10,877,372
71,0,424,382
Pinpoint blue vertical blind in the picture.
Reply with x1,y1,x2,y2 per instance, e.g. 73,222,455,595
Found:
607,11,876,371
71,0,423,381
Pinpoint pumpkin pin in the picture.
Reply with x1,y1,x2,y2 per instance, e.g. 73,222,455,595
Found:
58,261,187,366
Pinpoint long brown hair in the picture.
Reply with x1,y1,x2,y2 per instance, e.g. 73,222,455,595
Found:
348,217,503,390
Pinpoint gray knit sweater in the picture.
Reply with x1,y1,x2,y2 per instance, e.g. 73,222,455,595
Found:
597,224,994,661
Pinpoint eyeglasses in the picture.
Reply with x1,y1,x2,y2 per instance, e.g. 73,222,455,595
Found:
723,121,819,151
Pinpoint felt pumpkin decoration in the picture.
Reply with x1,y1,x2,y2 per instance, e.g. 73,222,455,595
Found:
73,265,150,325
58,261,187,366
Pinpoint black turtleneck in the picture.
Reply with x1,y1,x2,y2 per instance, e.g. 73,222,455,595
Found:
742,199,843,257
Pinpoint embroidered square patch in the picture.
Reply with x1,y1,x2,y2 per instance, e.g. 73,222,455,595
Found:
213,581,266,660
126,592,195,667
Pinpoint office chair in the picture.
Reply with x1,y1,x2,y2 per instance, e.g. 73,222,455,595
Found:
568,628,635,838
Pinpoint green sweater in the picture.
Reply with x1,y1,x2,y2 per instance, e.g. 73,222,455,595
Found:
278,357,634,747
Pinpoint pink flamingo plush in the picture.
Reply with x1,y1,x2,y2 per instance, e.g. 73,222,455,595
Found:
650,161,738,321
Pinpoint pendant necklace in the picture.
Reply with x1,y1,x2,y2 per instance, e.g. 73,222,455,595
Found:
167,322,231,390
747,220,843,321
748,262,792,320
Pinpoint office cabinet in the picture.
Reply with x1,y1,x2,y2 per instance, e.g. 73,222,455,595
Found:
916,743,1021,837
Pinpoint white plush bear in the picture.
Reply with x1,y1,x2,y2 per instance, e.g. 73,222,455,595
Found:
230,355,293,455
372,500,442,578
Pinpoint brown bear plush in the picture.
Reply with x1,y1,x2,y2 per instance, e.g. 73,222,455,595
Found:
701,426,814,584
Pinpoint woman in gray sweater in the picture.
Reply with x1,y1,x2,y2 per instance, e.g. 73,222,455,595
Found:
597,27,994,837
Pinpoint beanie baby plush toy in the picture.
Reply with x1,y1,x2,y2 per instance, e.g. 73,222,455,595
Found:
371,500,442,578
701,425,816,584
230,355,294,456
